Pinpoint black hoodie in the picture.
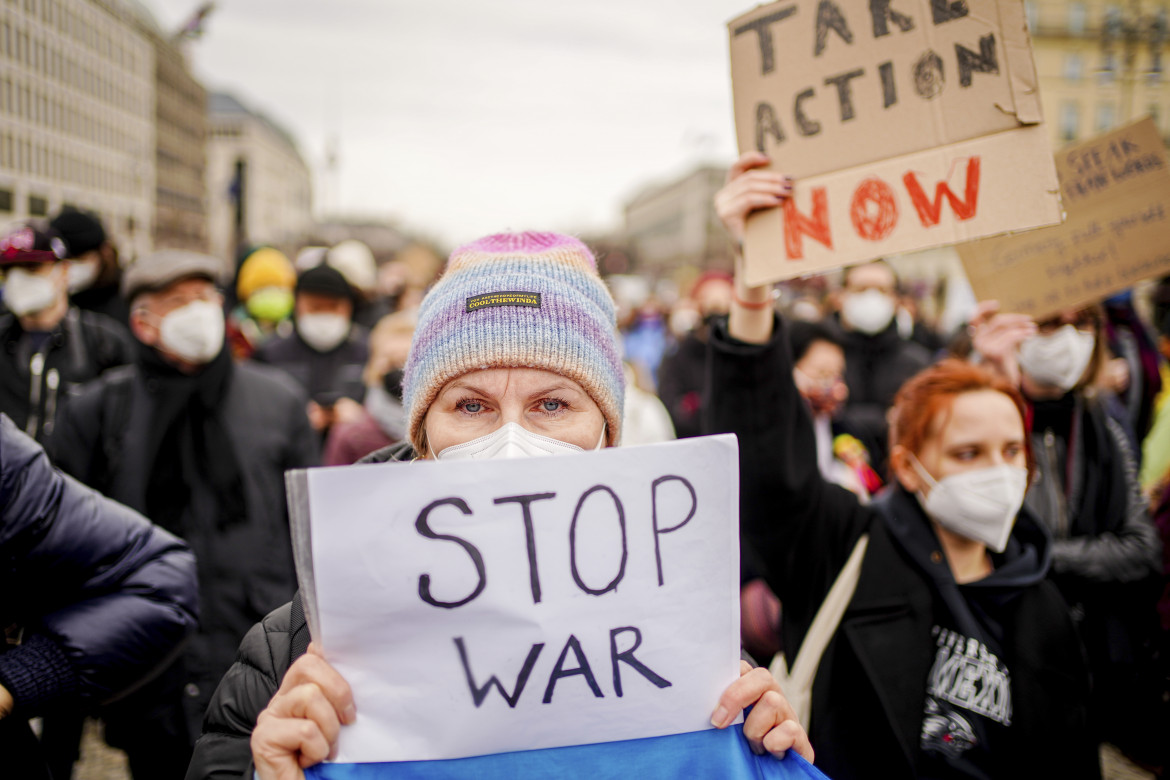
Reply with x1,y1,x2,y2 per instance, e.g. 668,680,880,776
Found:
876,487,1052,779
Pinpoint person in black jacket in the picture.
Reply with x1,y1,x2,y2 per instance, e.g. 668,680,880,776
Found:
0,413,198,780
50,206,131,328
706,153,1099,779
657,271,734,439
253,264,369,434
50,249,319,779
830,260,932,471
0,224,134,445
187,232,813,780
990,303,1162,763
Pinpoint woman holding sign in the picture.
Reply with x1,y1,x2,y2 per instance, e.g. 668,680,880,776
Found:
186,232,815,780
706,153,1099,779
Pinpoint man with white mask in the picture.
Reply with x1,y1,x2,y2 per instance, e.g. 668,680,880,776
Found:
254,263,369,433
0,224,133,444
50,249,318,780
831,260,931,471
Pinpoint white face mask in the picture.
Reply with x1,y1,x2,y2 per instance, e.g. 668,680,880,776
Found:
434,421,605,461
67,258,101,293
4,266,61,317
297,312,350,352
158,300,225,364
842,289,896,335
910,456,1028,553
1017,325,1096,392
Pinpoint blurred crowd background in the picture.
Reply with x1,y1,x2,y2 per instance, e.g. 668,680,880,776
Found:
4,0,1170,778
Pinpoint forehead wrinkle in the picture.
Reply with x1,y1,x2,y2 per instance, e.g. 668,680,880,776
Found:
939,392,1024,448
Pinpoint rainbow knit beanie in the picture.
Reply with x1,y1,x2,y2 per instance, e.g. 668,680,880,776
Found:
404,232,624,453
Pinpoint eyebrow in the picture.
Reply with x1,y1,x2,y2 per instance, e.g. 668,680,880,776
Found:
944,437,1024,450
442,382,495,399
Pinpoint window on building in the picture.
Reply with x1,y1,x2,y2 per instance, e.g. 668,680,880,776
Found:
0,189,12,214
1061,101,1081,141
1063,53,1085,81
1068,2,1087,35
1099,51,1118,84
1096,102,1117,132
28,194,47,217
1104,4,1123,30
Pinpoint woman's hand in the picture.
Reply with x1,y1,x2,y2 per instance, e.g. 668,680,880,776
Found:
969,300,1036,386
715,152,791,246
714,152,791,345
710,661,814,763
252,643,356,780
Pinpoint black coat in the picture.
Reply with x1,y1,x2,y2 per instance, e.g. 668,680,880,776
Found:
656,329,708,439
186,443,414,780
704,317,1098,779
0,414,198,776
829,316,931,469
253,325,369,405
0,307,133,444
50,357,319,735
1025,392,1162,747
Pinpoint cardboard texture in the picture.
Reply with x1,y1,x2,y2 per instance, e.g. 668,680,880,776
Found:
728,0,1062,283
960,118,1170,319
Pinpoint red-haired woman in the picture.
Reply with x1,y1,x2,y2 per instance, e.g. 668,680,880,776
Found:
706,153,1099,779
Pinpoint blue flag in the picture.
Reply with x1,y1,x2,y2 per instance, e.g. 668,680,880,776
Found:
305,725,829,779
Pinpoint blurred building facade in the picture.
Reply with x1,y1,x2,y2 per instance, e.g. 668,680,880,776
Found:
0,0,155,259
206,91,312,266
622,165,735,280
145,16,207,252
1025,0,1170,146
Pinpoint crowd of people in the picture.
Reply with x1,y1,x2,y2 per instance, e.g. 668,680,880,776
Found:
0,151,1167,778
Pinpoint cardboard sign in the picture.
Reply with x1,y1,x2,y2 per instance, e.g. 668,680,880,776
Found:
286,436,741,764
960,118,1170,318
728,0,1063,285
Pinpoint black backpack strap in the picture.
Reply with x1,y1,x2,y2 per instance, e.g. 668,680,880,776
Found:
288,591,311,666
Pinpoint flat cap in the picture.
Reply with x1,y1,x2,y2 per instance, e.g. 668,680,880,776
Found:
122,249,225,300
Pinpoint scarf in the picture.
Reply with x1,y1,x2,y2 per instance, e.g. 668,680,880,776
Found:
139,340,248,535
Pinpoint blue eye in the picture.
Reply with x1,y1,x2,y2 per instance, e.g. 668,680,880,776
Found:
458,400,483,414
541,400,563,413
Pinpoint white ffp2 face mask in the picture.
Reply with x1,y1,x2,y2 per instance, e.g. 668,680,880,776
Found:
842,289,896,335
910,456,1028,554
4,266,61,317
67,258,101,293
158,300,225,364
297,313,350,352
1017,325,1096,392
434,421,604,461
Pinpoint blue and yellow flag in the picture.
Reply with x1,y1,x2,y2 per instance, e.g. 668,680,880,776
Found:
306,725,828,779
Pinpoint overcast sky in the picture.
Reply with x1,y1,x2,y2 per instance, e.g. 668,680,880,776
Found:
146,0,757,246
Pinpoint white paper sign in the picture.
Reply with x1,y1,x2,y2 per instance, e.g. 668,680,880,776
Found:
292,435,742,764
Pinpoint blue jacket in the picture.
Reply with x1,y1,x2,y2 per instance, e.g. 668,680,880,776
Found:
0,412,198,760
